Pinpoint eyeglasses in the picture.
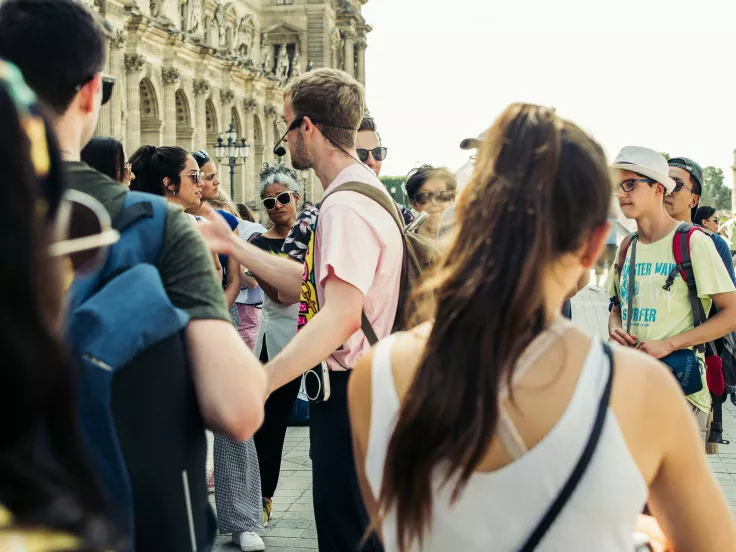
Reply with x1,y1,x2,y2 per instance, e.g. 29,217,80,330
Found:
413,190,455,205
180,170,204,184
262,191,296,211
618,178,654,192
49,189,120,275
672,179,694,194
356,147,388,163
276,116,304,136
74,73,116,106
707,217,719,224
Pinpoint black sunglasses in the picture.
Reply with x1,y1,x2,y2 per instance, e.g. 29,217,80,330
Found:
262,191,296,211
356,147,387,163
74,73,116,106
193,149,210,161
413,190,455,205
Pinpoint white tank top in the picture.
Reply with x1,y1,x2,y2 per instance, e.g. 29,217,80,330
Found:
365,327,648,552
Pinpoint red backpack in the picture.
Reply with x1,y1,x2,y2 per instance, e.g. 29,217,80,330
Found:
615,222,723,394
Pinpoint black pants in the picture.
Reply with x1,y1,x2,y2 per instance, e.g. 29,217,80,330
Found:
254,339,302,498
310,371,383,552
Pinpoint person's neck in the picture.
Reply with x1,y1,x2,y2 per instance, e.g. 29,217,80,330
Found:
271,221,294,239
419,218,439,240
636,208,679,244
54,114,84,162
313,148,361,191
169,197,190,210
670,208,692,225
187,203,207,216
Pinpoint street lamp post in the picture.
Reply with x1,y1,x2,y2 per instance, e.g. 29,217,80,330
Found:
214,122,249,199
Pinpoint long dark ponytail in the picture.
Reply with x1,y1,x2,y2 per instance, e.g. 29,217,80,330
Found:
378,104,611,551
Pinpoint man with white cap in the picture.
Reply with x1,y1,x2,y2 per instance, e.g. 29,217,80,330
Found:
606,146,736,443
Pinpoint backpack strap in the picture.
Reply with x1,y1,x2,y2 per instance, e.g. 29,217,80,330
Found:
611,231,638,308
323,182,406,346
69,192,169,307
665,223,711,354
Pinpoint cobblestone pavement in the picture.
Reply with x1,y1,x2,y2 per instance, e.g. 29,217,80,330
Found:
210,284,736,550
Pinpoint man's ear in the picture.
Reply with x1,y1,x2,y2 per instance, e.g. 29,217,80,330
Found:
691,194,701,209
78,74,102,114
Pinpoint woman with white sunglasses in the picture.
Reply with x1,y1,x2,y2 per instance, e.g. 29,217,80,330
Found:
249,164,304,530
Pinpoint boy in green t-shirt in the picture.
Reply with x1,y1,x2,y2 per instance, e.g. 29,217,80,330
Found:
606,147,736,442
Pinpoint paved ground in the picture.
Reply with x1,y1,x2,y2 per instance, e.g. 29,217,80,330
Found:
210,282,736,550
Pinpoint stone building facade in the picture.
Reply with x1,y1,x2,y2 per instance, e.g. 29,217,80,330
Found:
86,0,371,206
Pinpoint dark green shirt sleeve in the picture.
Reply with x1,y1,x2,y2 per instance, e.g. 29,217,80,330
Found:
158,206,230,321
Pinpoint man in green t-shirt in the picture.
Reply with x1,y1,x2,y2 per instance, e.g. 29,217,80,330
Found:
606,146,736,442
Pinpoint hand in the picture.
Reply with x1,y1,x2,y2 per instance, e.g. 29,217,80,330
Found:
635,339,675,359
196,204,236,255
609,328,638,347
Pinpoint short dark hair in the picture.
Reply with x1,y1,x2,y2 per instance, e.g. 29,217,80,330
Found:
695,205,716,227
405,164,458,201
81,137,126,182
128,145,190,197
0,0,108,113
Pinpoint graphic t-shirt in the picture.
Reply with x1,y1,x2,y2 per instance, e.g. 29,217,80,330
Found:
605,226,735,412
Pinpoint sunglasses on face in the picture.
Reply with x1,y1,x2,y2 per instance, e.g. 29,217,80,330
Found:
49,189,120,275
181,171,204,184
262,191,296,211
74,73,116,106
618,178,654,193
413,190,455,205
356,147,388,163
276,116,304,136
671,180,694,194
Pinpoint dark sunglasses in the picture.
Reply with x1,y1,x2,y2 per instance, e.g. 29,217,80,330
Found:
356,147,388,163
75,74,116,106
413,190,455,205
193,149,210,161
672,180,694,194
262,191,296,211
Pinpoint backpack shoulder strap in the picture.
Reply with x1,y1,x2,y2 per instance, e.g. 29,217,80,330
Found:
115,191,169,266
666,223,709,352
615,232,637,277
323,181,405,346
326,181,405,233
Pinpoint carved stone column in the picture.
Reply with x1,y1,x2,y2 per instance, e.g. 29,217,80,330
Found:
109,31,126,141
356,40,367,86
342,30,354,76
244,98,257,203
194,80,210,150
219,89,236,181
124,54,145,154
264,105,277,166
162,68,180,147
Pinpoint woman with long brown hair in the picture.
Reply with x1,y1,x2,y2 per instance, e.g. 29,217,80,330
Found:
349,104,736,551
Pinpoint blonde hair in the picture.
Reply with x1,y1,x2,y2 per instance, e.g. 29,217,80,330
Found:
284,68,364,149
208,189,239,218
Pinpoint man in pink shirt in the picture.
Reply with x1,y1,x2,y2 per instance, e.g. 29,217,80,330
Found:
202,68,401,551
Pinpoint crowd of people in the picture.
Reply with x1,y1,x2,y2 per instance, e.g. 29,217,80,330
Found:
3,1,736,552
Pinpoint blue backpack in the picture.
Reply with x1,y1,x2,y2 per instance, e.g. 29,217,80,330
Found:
67,192,215,551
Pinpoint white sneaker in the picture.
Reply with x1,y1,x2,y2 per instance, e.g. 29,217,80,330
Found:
232,531,265,552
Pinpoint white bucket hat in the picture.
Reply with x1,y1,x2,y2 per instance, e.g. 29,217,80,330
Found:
611,146,676,194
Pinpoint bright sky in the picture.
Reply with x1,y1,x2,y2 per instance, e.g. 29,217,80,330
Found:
362,0,736,187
